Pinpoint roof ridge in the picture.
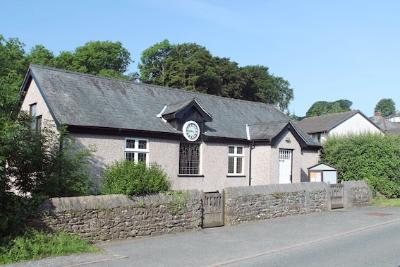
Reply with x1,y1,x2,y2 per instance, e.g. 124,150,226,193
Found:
248,120,288,127
301,110,358,121
29,64,284,112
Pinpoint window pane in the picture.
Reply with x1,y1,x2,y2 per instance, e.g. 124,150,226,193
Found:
36,116,42,132
29,104,37,117
228,157,235,174
125,152,135,161
236,147,243,155
179,143,200,174
138,140,147,149
138,153,147,163
228,146,234,154
126,139,135,149
236,157,243,174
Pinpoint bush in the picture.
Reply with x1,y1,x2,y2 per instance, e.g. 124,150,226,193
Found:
1,116,93,197
101,161,170,196
0,230,98,264
0,193,45,238
321,134,400,198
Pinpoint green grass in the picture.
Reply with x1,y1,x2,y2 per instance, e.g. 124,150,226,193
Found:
371,198,400,207
0,230,100,264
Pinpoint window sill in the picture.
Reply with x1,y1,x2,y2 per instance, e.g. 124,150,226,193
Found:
226,174,246,178
178,174,205,178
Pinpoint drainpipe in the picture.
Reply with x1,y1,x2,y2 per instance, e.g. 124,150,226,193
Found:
249,140,255,186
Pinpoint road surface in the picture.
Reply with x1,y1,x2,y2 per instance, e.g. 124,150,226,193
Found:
8,206,400,267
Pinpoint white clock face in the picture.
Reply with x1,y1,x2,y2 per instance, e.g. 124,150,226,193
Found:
183,121,200,141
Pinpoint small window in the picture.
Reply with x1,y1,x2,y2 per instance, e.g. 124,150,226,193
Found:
29,103,41,131
124,139,149,164
29,103,37,117
36,115,42,132
126,139,135,149
179,142,200,175
228,146,244,175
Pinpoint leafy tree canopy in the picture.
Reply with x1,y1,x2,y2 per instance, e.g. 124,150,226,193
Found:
375,98,396,117
0,35,135,119
139,39,293,110
55,41,131,76
306,99,352,117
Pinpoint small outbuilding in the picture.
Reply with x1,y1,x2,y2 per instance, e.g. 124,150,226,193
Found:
308,163,337,184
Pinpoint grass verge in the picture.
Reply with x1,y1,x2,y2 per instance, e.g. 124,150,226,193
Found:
371,198,400,208
0,230,99,264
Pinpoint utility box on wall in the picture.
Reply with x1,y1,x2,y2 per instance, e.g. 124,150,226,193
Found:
308,163,337,184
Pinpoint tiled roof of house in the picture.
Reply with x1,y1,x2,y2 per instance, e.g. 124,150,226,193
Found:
23,65,319,147
297,110,361,134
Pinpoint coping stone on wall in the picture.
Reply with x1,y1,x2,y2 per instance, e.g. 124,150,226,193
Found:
225,182,329,197
39,194,134,213
39,190,203,214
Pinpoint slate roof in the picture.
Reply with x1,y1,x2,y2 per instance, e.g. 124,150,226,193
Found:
23,65,319,147
370,115,400,135
387,112,400,119
297,110,361,134
248,121,319,147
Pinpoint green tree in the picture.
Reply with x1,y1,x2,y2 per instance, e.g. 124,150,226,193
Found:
139,40,293,110
138,39,173,85
52,41,133,79
306,99,352,117
241,65,293,110
0,36,28,117
375,98,396,117
26,45,54,66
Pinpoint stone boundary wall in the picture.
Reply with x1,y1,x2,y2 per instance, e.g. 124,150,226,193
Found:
34,191,202,242
224,183,330,225
32,181,372,242
343,180,372,208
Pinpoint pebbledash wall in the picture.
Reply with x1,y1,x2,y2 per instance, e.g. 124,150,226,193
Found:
73,130,319,193
33,181,371,242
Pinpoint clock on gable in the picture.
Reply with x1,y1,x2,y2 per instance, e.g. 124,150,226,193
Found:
182,120,200,141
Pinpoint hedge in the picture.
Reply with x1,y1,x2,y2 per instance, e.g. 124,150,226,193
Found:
321,134,400,198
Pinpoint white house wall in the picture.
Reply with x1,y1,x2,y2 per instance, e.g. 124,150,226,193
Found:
329,113,382,137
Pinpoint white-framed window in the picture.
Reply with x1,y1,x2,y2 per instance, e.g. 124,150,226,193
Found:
124,138,149,164
228,146,244,175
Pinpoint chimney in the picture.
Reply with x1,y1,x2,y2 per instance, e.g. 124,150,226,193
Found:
375,111,382,117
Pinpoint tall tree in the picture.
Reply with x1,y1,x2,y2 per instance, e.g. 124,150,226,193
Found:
53,41,132,78
375,98,396,117
0,35,28,117
306,99,352,117
139,40,293,110
26,45,54,66
138,39,173,86
241,65,293,110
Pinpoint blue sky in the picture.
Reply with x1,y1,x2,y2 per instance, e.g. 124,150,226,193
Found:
2,0,399,116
